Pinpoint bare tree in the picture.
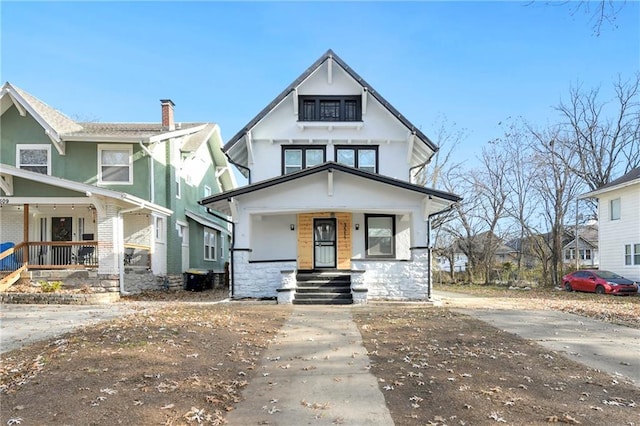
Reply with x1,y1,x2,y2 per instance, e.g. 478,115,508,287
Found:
568,0,628,36
474,143,510,283
555,73,640,190
415,114,465,189
492,121,540,278
533,1,629,36
528,128,584,287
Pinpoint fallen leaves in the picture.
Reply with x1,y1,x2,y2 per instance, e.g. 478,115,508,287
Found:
354,305,640,426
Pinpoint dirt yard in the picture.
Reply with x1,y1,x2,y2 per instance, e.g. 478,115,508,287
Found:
1,288,639,425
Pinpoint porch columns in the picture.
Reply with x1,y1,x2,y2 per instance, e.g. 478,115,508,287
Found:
22,204,29,264
97,204,120,275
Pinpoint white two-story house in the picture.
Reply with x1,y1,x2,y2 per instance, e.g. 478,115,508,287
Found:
201,50,461,304
580,167,640,283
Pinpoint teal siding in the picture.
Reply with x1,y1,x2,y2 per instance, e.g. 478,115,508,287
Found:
2,99,234,279
0,106,51,165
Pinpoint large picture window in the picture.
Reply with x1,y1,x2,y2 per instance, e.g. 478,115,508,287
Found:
335,146,378,173
299,96,361,122
99,144,132,184
282,146,325,174
365,214,395,258
16,144,50,174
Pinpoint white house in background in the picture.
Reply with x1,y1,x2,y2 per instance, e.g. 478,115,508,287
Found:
201,49,461,304
580,167,640,282
562,223,599,269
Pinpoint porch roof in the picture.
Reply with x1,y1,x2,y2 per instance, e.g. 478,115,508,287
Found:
0,164,172,216
199,161,461,216
185,209,231,236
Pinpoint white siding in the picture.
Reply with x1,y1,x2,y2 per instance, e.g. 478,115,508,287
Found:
248,62,415,183
597,183,640,281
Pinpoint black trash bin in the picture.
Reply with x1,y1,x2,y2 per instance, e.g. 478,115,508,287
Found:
184,270,211,291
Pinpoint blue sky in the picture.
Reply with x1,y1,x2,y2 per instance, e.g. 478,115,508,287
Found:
2,1,639,169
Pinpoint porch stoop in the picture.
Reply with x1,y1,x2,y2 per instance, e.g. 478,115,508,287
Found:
293,271,353,305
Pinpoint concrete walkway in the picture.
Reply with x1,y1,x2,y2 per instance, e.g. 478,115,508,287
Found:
0,303,138,353
432,290,640,387
225,306,393,426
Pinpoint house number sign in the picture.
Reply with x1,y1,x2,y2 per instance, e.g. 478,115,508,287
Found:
343,222,347,239
0,198,9,205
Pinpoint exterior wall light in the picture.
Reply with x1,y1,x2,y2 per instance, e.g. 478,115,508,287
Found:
355,223,360,230
290,224,295,231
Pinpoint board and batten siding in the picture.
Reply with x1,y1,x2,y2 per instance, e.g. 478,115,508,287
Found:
597,183,640,281
297,212,352,270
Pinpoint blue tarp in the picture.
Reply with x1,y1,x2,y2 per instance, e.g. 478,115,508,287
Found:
0,242,17,271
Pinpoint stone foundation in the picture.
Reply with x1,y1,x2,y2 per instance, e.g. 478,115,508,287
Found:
232,251,295,299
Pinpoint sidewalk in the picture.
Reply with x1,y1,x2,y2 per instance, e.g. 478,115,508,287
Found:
225,306,394,425
432,290,640,387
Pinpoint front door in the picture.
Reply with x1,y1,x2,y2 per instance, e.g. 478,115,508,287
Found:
314,218,336,268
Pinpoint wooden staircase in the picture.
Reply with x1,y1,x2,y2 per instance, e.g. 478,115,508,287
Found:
293,271,353,305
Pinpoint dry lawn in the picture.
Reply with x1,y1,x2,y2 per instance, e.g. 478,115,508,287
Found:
1,287,639,425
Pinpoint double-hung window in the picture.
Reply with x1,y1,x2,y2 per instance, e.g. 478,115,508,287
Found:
365,214,395,258
610,198,621,220
204,229,216,261
17,144,50,174
98,144,132,184
299,96,361,122
282,146,325,174
335,145,378,173
625,244,640,265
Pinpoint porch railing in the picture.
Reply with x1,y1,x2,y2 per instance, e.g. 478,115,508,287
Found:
25,241,100,269
0,241,152,289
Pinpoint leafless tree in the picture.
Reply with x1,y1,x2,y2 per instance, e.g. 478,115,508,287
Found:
492,121,540,278
533,1,628,36
569,0,628,36
414,114,465,190
474,144,510,283
555,73,640,190
528,128,584,287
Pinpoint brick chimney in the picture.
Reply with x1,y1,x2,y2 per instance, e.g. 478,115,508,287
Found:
160,99,175,131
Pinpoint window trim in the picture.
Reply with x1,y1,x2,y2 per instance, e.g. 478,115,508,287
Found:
155,216,165,243
204,228,217,261
364,214,396,258
98,144,133,185
16,144,51,175
298,95,362,122
335,145,379,173
625,243,640,266
281,145,326,175
610,198,621,221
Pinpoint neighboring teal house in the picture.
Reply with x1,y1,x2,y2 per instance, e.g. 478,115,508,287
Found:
0,82,236,294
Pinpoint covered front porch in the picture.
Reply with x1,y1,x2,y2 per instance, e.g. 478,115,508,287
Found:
200,163,460,304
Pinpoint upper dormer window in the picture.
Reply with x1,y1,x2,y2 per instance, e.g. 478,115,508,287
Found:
299,96,361,122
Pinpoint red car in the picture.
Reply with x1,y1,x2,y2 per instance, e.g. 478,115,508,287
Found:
562,270,638,295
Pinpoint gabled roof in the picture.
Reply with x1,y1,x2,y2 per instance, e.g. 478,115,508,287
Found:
1,82,212,144
200,161,461,213
223,49,438,155
580,167,640,198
